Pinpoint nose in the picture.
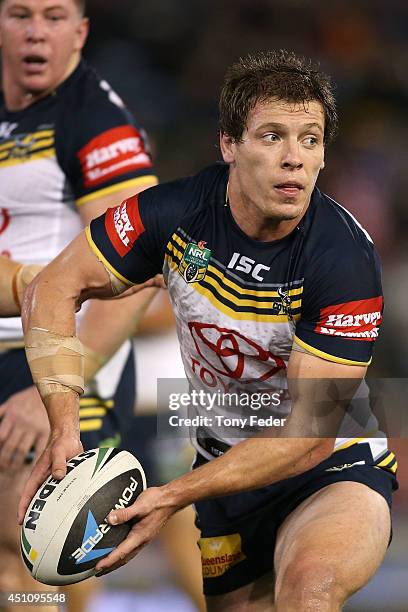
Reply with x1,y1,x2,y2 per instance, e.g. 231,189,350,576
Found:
280,138,303,170
25,16,47,43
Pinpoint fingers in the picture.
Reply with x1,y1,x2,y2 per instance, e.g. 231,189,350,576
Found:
51,444,68,480
106,505,139,526
106,493,150,525
17,451,52,524
95,526,146,574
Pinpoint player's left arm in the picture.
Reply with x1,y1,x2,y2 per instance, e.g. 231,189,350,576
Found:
94,350,366,576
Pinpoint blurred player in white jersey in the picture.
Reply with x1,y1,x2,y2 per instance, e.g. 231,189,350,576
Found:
0,0,157,609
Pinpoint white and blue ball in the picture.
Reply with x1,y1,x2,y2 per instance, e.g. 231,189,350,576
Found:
21,448,146,585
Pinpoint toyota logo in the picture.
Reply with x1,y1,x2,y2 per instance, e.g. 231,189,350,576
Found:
188,322,286,383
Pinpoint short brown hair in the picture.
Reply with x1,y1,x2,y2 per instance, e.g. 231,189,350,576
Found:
219,50,338,144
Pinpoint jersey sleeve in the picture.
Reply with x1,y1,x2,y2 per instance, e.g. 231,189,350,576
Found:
294,241,383,366
57,82,157,207
86,174,199,286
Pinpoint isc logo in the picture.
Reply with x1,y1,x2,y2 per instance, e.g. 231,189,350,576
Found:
227,252,270,281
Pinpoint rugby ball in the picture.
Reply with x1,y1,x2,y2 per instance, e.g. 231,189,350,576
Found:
21,448,146,585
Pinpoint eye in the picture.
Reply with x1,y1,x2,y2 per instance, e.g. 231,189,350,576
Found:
262,133,280,143
11,12,29,19
303,136,319,146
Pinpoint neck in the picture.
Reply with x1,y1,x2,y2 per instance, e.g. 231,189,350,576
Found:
2,54,81,112
227,180,308,242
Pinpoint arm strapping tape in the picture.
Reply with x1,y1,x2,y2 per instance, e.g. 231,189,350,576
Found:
25,328,85,397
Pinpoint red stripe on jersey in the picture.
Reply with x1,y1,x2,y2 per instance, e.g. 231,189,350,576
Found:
78,125,152,188
105,195,145,257
314,296,383,341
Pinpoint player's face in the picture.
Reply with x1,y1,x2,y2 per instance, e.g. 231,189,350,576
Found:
0,0,88,102
221,98,325,237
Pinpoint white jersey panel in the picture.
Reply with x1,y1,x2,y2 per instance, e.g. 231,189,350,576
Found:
0,157,82,341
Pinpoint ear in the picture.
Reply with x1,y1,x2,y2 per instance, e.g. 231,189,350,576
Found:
75,17,89,52
219,132,236,164
320,150,325,170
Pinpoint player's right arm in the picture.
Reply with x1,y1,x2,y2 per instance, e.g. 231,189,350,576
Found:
17,229,154,522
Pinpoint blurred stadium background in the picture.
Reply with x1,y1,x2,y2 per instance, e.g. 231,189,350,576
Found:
75,0,407,609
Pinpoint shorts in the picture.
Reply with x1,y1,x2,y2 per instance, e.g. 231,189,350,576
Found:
0,347,135,455
194,441,398,596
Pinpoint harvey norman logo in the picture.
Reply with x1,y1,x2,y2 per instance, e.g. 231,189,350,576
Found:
86,137,142,169
315,296,383,340
78,125,151,188
105,194,145,258
114,202,134,247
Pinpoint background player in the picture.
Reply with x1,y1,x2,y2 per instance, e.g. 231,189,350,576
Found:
0,0,158,609
19,51,397,611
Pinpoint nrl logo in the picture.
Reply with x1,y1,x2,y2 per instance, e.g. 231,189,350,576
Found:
178,240,211,284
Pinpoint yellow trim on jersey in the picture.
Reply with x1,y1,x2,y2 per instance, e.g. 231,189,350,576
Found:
203,272,301,310
166,254,295,321
0,129,54,153
76,175,158,207
172,233,187,250
193,276,298,322
377,452,395,468
208,262,303,299
375,462,398,474
80,418,103,432
293,336,372,366
85,226,133,287
167,235,304,299
31,129,54,139
80,398,114,408
0,148,55,168
167,241,184,262
0,138,54,161
79,408,108,418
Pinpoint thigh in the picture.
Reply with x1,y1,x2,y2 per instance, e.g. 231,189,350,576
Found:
274,481,391,602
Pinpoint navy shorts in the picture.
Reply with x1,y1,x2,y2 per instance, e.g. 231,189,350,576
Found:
0,347,136,455
194,442,398,596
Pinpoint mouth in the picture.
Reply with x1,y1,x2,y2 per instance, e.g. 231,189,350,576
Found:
274,182,304,197
22,55,48,72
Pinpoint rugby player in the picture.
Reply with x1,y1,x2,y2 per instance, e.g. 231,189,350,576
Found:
19,51,397,611
0,0,157,605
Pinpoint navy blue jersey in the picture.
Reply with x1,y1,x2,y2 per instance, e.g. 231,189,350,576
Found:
88,163,385,459
89,162,382,365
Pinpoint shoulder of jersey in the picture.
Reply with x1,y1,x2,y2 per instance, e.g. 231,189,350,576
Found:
61,62,129,117
307,189,376,258
141,162,228,216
